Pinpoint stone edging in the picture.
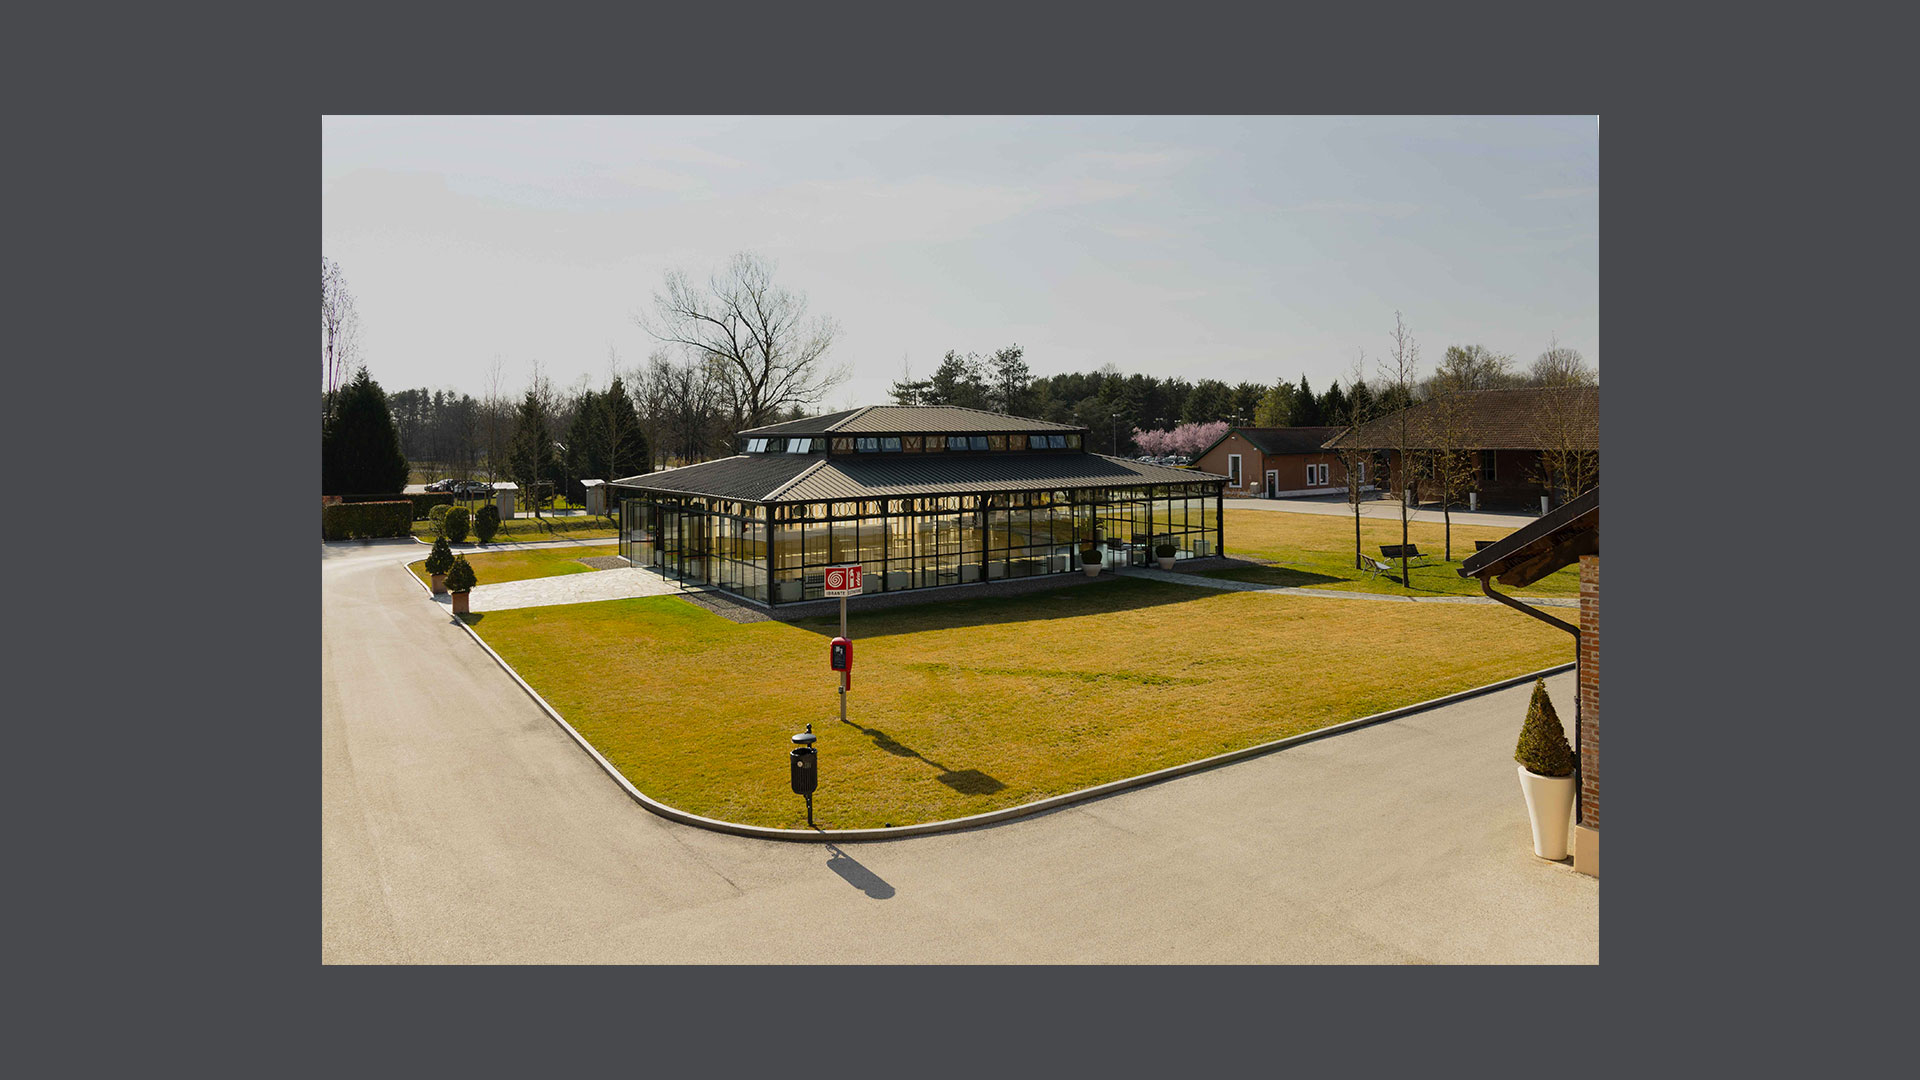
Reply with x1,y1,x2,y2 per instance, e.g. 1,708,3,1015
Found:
405,558,1573,843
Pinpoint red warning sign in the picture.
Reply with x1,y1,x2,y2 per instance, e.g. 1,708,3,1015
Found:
824,564,863,597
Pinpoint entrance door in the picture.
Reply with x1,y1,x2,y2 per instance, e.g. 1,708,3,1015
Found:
1265,470,1278,498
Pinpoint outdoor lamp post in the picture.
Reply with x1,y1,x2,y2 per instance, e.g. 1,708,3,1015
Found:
790,723,818,827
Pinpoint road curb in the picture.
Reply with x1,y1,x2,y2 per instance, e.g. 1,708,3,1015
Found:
408,563,1573,844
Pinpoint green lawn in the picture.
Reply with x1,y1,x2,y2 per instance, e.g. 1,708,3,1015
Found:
1214,509,1578,598
408,544,615,587
470,576,1572,829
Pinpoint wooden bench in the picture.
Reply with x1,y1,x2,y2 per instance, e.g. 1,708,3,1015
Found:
1379,544,1434,567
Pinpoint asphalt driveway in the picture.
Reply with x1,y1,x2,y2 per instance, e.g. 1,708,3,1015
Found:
322,541,1595,963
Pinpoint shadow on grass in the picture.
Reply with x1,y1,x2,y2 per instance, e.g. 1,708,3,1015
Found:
844,720,1007,796
1204,566,1350,589
782,576,1212,640
1207,562,1477,596
455,612,485,626
823,844,895,899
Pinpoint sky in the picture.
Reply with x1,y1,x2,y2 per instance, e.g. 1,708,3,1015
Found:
321,116,1597,409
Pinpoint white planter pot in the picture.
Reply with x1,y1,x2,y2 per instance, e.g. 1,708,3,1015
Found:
1517,766,1576,860
1082,562,1101,578
1156,557,1174,570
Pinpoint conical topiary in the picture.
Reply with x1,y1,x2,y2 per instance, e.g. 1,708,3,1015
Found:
445,554,478,594
1515,679,1575,777
424,536,455,577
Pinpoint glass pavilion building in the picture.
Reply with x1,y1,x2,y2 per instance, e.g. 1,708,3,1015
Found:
612,405,1227,606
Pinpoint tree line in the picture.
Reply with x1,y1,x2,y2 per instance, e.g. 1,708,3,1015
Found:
325,251,1594,507
887,340,1589,457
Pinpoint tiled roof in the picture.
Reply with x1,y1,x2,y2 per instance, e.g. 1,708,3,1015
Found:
739,405,1084,437
1322,386,1599,451
611,452,1224,504
1201,426,1346,458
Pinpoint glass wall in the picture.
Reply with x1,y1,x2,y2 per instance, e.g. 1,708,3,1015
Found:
617,481,1221,605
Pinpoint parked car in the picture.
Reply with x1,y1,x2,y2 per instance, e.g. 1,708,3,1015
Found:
425,478,455,492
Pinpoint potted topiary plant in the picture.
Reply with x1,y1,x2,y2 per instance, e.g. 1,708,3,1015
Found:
1154,542,1177,570
445,554,478,616
1079,543,1102,577
424,536,455,595
1514,679,1577,860
474,502,500,545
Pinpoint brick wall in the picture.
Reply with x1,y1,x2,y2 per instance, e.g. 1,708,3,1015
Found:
1579,555,1599,827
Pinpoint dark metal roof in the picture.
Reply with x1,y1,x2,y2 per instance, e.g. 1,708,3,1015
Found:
739,404,1084,437
608,455,819,502
1197,426,1347,459
735,409,866,436
1324,386,1599,451
611,452,1224,504
1460,486,1600,587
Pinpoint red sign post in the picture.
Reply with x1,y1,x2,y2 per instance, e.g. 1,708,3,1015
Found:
824,565,861,723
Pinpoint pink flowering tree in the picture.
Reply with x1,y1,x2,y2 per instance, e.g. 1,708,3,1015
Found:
1132,427,1171,456
1168,420,1228,459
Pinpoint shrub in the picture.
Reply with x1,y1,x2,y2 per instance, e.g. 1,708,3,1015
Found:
445,554,478,593
1079,544,1101,563
474,503,501,544
443,505,471,543
1514,679,1575,777
340,491,455,520
424,536,455,576
1155,543,1176,558
428,504,453,537
321,501,413,541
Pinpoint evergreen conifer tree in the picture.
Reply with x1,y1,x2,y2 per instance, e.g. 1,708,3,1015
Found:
507,389,557,517
1293,375,1321,426
321,366,409,495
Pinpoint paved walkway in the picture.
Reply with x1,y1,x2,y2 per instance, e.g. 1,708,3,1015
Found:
437,562,683,613
1131,566,1578,607
325,541,1596,963
1225,494,1539,529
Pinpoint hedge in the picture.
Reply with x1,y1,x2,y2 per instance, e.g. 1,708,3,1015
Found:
322,501,414,540
337,491,456,520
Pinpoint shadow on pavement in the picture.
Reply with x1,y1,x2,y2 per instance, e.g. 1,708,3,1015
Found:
824,844,895,899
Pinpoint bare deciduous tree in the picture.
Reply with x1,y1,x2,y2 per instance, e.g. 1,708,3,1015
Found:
1330,351,1378,573
1427,348,1486,561
650,349,724,467
321,257,360,417
1529,338,1599,507
640,252,846,430
1377,311,1423,589
1528,336,1596,388
482,355,507,483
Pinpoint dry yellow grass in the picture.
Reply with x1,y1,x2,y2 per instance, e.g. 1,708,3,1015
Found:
472,576,1572,829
